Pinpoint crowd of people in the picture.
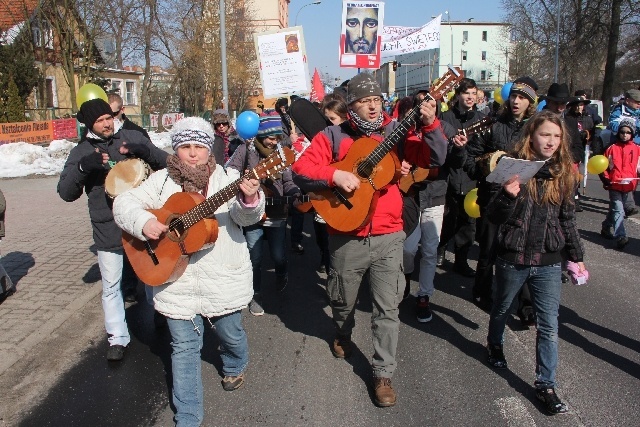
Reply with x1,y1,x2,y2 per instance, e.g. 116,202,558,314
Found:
0,72,630,426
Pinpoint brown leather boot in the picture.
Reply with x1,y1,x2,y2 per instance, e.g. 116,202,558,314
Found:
331,336,353,358
373,377,397,407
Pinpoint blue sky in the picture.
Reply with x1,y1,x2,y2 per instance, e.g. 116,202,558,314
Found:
291,0,506,83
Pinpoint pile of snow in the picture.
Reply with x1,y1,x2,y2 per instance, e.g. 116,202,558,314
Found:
0,131,171,179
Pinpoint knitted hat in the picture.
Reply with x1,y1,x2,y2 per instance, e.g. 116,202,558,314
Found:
624,89,640,102
346,73,382,104
509,77,538,104
170,117,216,152
618,118,636,135
211,109,230,124
77,98,113,130
257,114,283,138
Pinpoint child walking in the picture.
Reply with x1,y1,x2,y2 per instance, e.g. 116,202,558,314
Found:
484,111,587,415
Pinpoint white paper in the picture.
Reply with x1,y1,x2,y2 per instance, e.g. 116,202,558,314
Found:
486,157,546,185
380,16,441,56
616,177,640,185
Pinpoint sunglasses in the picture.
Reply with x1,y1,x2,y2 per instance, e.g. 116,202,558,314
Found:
215,122,229,127
619,130,633,135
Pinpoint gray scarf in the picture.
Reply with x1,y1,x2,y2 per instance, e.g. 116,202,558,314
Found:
348,108,384,136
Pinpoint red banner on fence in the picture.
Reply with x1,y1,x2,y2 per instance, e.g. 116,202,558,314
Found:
0,118,78,145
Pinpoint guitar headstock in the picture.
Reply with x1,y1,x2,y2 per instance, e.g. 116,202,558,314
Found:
250,146,296,180
462,116,495,137
428,65,465,102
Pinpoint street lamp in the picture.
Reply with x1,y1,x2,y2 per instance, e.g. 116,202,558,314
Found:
294,1,321,26
445,11,453,67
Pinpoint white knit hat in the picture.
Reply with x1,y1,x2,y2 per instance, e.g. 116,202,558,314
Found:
170,117,216,152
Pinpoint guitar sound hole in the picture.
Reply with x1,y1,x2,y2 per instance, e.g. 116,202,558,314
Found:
358,161,374,178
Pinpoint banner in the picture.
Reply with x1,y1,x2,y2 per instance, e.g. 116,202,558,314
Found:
254,26,310,98
339,1,384,69
150,112,184,129
380,15,441,56
0,118,78,145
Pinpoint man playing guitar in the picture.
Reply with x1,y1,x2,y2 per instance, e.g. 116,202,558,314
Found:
292,73,448,407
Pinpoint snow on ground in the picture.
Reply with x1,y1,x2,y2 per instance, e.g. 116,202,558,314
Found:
0,131,171,179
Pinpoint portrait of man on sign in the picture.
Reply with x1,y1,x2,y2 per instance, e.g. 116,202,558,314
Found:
344,6,379,54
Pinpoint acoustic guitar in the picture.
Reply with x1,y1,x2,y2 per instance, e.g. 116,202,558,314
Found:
310,65,465,232
398,116,496,194
123,146,296,286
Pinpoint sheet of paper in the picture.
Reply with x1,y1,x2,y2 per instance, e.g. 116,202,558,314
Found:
486,157,547,185
616,177,640,185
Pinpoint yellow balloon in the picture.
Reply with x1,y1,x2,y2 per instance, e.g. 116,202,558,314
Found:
440,103,449,112
446,90,455,101
464,188,481,218
587,155,609,174
493,88,504,105
76,83,108,109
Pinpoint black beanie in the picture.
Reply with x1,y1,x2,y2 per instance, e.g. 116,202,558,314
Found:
77,98,113,129
510,77,538,104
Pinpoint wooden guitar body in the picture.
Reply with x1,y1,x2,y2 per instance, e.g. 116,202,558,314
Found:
123,192,219,286
311,137,401,232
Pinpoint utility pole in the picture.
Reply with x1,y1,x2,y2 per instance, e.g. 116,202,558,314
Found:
220,0,229,110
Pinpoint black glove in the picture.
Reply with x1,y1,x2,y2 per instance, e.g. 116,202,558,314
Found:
124,142,150,160
78,151,105,173
601,177,612,189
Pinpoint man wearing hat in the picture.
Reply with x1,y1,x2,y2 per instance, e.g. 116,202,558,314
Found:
465,76,538,317
608,89,640,145
58,98,168,361
292,72,448,407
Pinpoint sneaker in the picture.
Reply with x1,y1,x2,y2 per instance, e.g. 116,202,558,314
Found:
535,387,569,414
291,243,304,254
373,377,397,407
487,343,507,369
275,275,288,292
625,207,639,218
331,336,353,358
600,227,615,239
123,290,137,304
249,297,265,316
106,344,126,361
416,296,432,323
617,236,629,249
518,305,536,327
436,246,445,266
221,372,245,391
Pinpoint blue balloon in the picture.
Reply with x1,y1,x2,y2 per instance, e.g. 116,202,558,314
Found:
537,99,547,112
501,82,513,103
236,111,260,139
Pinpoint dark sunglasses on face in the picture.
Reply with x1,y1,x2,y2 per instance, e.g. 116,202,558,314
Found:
215,122,229,127
619,130,633,135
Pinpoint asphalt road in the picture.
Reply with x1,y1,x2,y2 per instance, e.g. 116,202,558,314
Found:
4,174,640,427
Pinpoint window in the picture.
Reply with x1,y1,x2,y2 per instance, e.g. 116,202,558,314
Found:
125,81,136,105
481,51,487,61
45,78,55,108
462,51,467,61
462,31,468,42
110,79,122,94
482,31,488,41
480,70,487,80
32,22,53,49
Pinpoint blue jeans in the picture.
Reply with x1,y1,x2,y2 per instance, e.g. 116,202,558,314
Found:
244,222,287,293
488,259,562,389
167,311,248,427
97,250,130,346
603,190,629,238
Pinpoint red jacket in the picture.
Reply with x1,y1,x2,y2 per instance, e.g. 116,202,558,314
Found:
292,113,447,236
603,140,640,192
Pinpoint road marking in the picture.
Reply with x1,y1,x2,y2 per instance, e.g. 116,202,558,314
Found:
495,396,536,427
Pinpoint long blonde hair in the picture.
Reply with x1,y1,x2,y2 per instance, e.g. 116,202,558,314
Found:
512,111,578,205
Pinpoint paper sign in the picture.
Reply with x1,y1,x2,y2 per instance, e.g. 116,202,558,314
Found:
339,1,385,69
380,16,441,56
486,157,546,185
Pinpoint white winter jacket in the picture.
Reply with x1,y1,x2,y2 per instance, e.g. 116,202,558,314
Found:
113,166,265,320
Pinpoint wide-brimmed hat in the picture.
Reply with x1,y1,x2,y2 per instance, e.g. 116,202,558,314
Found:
542,83,574,103
568,90,591,106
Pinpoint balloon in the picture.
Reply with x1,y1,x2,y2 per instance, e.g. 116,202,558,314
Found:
493,88,503,105
536,99,547,112
440,103,449,112
236,111,260,139
76,83,108,108
446,90,455,101
500,82,513,103
464,188,481,218
587,155,609,174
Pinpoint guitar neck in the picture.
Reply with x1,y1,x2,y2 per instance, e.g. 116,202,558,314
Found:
265,195,311,206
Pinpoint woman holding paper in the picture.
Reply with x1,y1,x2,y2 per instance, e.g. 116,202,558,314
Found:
484,110,587,415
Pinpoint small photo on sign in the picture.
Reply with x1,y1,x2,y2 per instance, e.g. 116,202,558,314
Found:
285,35,299,53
